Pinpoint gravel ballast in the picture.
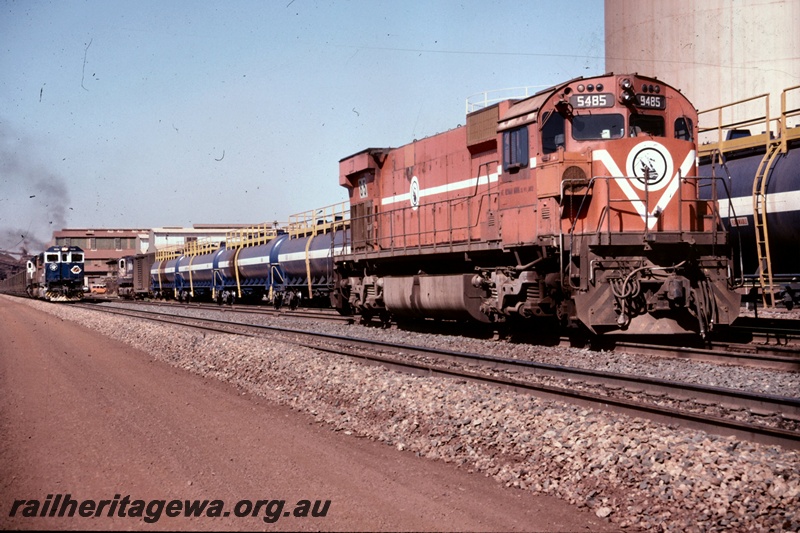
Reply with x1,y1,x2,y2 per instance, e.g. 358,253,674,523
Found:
22,299,800,532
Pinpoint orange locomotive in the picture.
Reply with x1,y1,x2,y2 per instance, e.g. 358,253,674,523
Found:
333,73,740,336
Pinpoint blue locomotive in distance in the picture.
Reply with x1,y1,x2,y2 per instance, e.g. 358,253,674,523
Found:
30,245,86,301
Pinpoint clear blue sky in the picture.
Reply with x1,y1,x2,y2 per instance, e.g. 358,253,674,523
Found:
0,0,605,253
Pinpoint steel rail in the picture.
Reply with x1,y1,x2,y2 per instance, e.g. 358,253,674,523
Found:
74,303,800,449
307,343,800,450
89,300,800,369
99,299,352,323
604,339,800,371
73,304,257,337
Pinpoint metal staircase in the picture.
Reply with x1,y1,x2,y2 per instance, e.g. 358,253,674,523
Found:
752,141,781,307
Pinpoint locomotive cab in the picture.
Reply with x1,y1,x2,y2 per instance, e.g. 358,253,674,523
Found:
41,245,85,302
491,74,738,335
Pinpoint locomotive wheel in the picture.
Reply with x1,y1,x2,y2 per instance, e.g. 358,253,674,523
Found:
359,311,373,325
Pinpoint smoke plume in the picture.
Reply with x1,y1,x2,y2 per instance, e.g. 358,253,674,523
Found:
0,125,71,256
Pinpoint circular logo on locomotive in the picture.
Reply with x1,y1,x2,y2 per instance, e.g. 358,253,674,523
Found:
625,141,673,192
410,176,420,211
49,263,58,271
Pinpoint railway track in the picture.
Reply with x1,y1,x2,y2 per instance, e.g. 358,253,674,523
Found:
729,316,800,346
74,303,800,450
591,337,800,372
94,299,353,323
91,299,800,371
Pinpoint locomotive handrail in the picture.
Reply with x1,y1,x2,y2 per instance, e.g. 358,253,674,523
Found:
344,190,494,260
340,159,502,259
564,175,727,243
698,93,773,158
465,85,548,113
695,90,800,159
780,85,800,151
703,152,745,287
288,202,349,238
155,247,182,261
226,223,284,249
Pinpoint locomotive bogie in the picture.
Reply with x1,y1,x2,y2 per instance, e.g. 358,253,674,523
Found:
475,269,557,321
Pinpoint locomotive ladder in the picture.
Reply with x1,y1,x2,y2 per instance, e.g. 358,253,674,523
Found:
752,141,781,308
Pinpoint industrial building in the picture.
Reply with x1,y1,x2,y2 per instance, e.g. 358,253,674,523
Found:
52,228,149,289
605,0,799,129
52,225,255,289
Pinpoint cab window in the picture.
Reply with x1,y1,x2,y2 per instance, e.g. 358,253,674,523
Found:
72,253,84,262
502,126,529,172
46,253,60,263
674,117,693,141
630,115,665,137
572,114,624,140
541,111,566,154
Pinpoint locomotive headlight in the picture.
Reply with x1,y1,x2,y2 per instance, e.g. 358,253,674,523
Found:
619,78,635,105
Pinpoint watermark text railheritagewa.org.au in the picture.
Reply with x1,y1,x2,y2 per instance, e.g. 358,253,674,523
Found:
8,494,331,524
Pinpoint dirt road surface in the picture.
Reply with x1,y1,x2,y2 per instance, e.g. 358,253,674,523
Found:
0,298,617,531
